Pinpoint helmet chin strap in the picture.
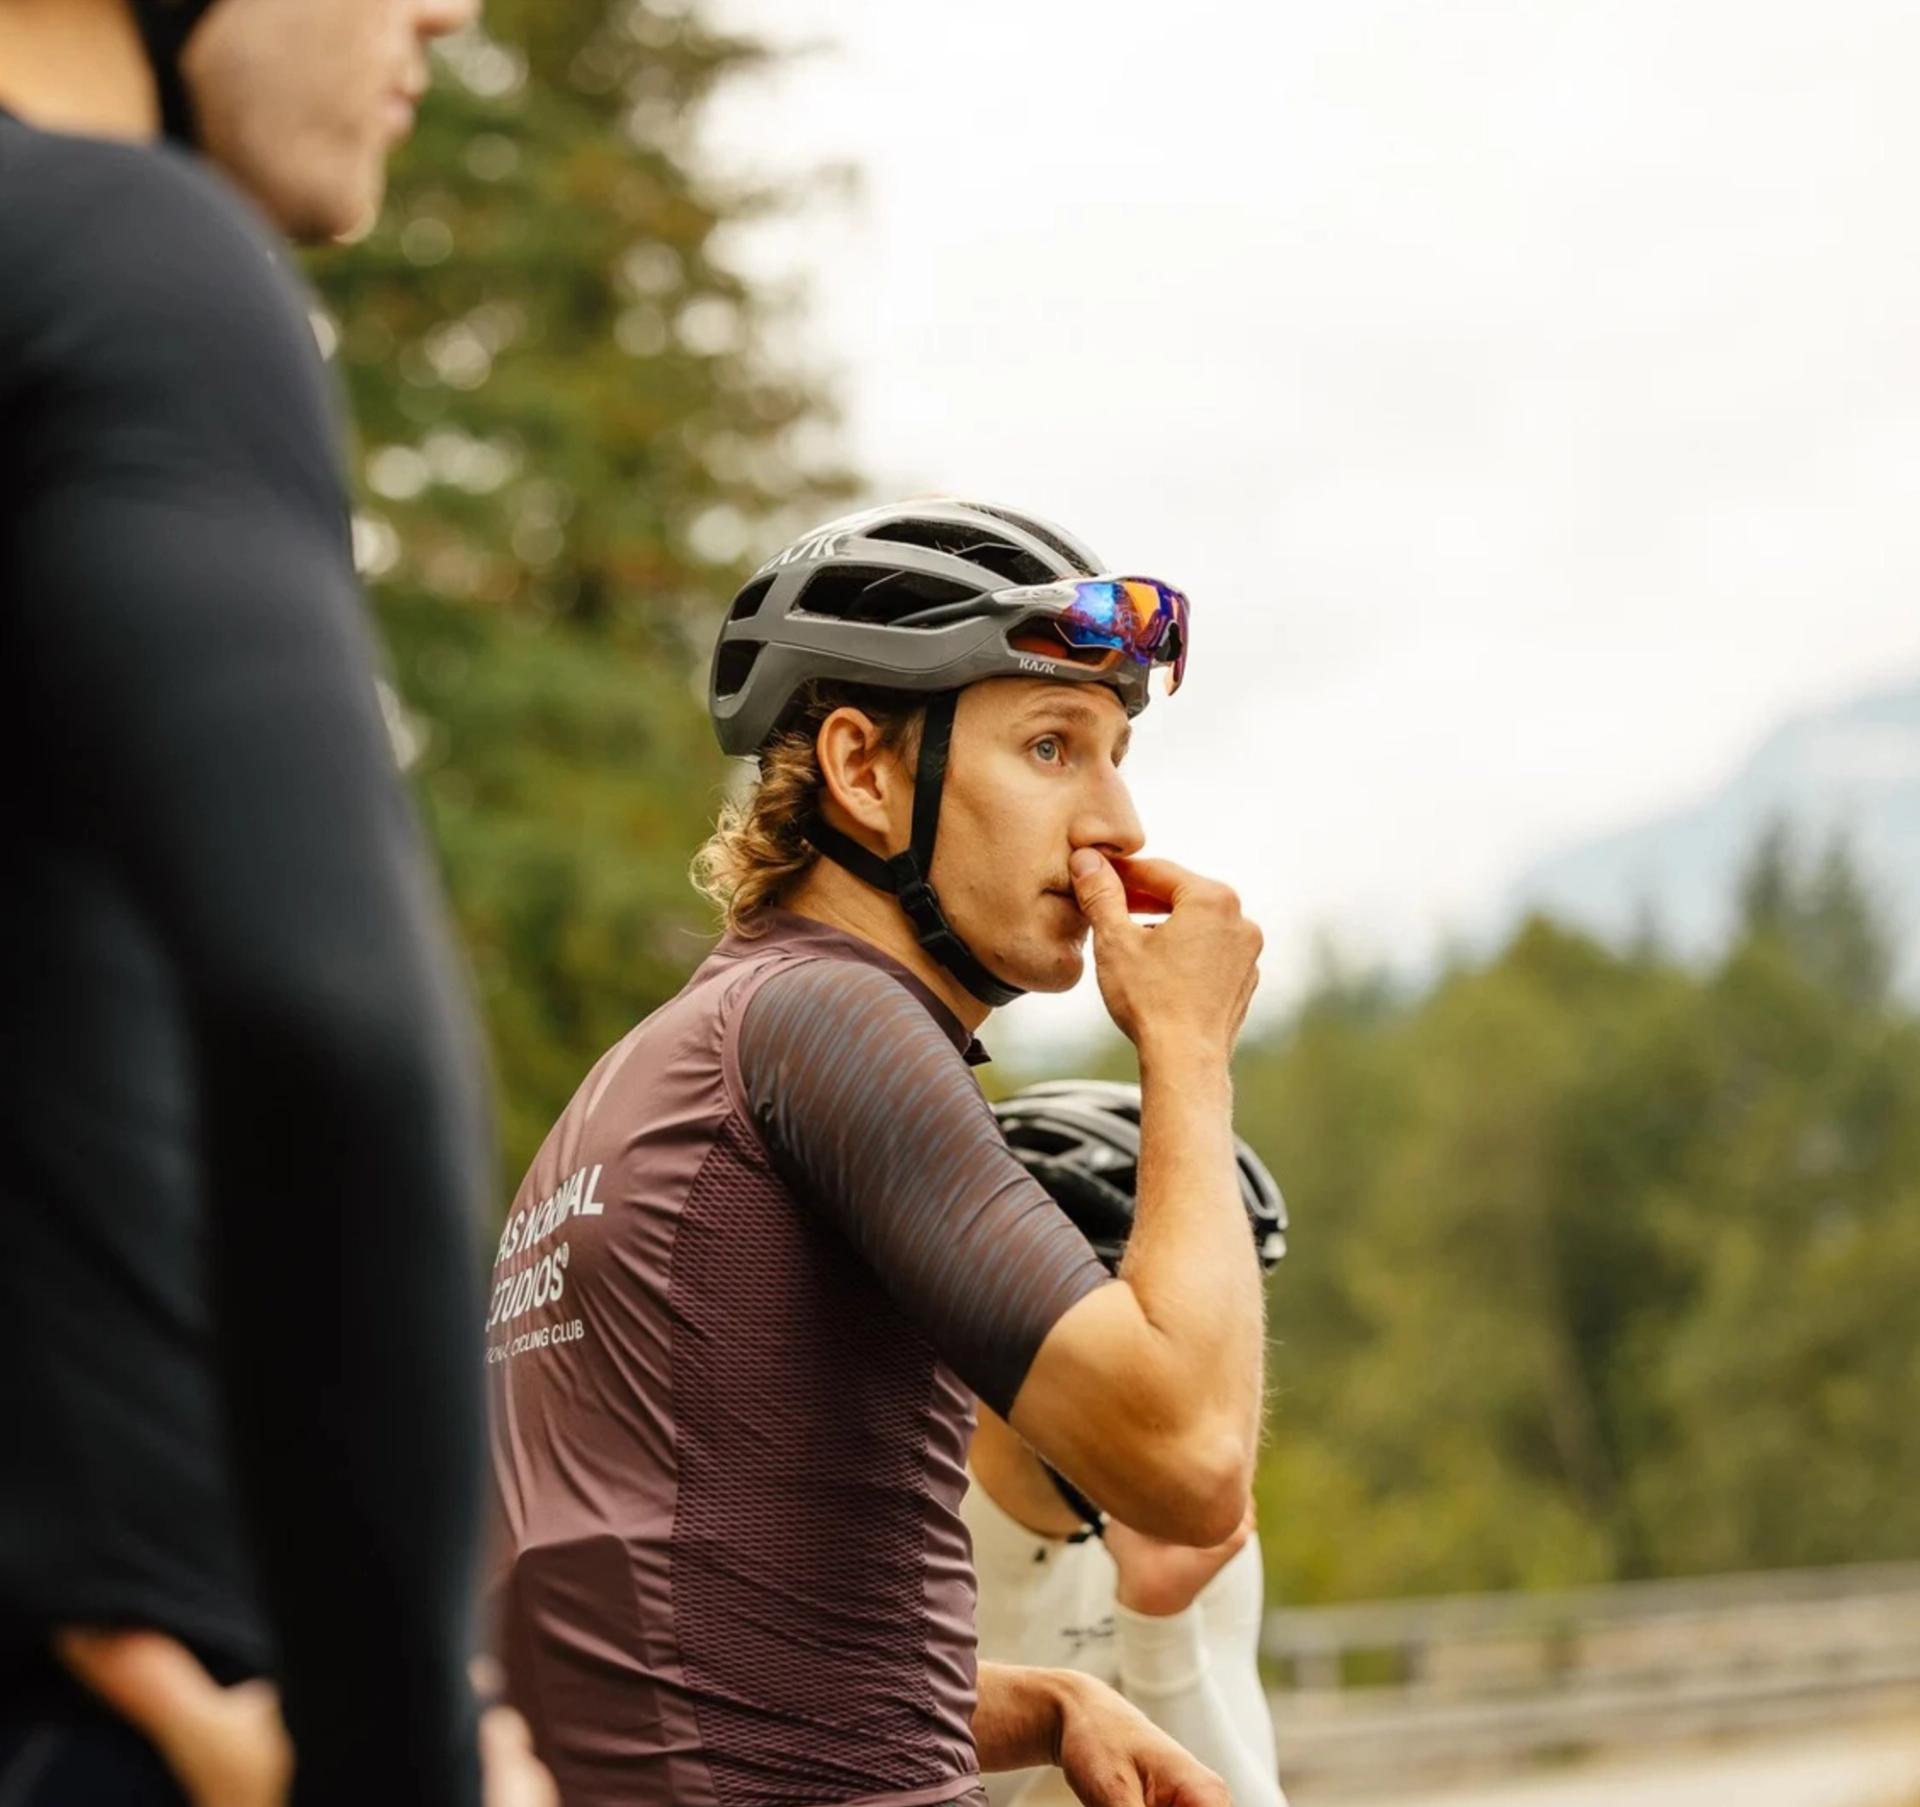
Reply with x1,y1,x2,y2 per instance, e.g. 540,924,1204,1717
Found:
801,690,1026,1010
129,1,210,143
1044,1463,1108,1544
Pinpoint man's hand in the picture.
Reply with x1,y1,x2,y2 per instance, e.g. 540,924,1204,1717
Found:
478,1694,560,1807
1069,851,1262,1062
56,1629,290,1807
1106,1501,1256,1619
1052,1670,1230,1807
56,1630,558,1807
975,1663,1227,1807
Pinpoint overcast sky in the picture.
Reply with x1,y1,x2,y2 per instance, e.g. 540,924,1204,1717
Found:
701,0,1920,1056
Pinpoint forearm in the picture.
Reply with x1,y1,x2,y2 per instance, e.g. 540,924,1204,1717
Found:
1005,1046,1263,1536
973,1663,1081,1773
1120,1041,1264,1450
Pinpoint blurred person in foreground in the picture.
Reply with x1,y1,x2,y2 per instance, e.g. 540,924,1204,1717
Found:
971,1082,1289,1807
0,1,551,1802
487,498,1266,1807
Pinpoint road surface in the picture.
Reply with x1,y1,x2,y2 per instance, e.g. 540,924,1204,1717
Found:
1306,1720,1920,1807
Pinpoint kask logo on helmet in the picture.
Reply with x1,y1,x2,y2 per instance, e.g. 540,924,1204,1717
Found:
761,530,848,571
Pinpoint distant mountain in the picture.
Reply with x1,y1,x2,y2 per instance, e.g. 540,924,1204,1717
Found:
1506,676,1920,989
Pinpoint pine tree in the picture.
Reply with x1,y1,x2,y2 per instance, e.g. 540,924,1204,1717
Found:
1804,831,1894,1006
1732,819,1894,1009
1735,816,1798,943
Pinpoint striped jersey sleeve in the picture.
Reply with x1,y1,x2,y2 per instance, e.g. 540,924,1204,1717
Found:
736,959,1111,1416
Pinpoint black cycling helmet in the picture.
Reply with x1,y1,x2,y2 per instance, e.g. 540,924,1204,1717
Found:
993,1079,1287,1273
127,0,220,142
709,500,1190,1011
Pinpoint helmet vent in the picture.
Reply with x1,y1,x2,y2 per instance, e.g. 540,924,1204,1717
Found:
1009,1127,1080,1158
865,519,1054,587
713,639,762,700
791,564,978,625
972,505,1097,576
727,576,774,623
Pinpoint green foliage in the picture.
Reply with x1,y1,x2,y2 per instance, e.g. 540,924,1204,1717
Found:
309,5,855,1179
303,8,1915,1603
1736,818,1895,1006
1241,841,1920,1603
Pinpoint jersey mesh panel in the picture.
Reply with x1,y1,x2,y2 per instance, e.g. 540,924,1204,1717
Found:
669,1118,947,1807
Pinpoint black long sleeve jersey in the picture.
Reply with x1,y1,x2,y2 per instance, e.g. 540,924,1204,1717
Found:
0,110,488,1807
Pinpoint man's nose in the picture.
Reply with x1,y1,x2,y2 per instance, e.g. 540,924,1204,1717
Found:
1075,768,1146,862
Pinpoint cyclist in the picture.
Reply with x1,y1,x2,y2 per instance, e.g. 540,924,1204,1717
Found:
970,1081,1289,1807
487,498,1268,1806
0,3,550,1802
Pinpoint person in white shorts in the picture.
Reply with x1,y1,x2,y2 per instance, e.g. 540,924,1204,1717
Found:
968,1081,1290,1807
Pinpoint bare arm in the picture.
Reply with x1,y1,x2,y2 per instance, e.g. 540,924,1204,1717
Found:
1008,853,1266,1543
973,1662,1074,1775
974,1665,1228,1807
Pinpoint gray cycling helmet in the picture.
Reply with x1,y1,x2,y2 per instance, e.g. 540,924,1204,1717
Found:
710,500,1190,1010
710,498,1171,756
993,1079,1288,1273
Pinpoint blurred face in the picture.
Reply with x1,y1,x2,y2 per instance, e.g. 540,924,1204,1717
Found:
927,678,1147,994
181,0,477,243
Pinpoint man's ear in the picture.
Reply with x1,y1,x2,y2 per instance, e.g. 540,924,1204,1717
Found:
816,707,908,846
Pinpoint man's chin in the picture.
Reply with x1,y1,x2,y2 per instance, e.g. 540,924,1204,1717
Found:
995,938,1087,996
249,159,383,247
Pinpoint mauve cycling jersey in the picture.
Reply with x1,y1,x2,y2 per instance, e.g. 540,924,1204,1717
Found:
487,910,1109,1807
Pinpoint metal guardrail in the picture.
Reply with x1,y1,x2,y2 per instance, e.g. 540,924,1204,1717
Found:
1262,1561,1920,1788
1264,1560,1920,1667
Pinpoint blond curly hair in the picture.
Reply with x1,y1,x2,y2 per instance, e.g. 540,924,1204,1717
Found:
692,683,924,936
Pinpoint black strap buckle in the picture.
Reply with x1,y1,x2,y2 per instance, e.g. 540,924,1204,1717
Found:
895,872,942,934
